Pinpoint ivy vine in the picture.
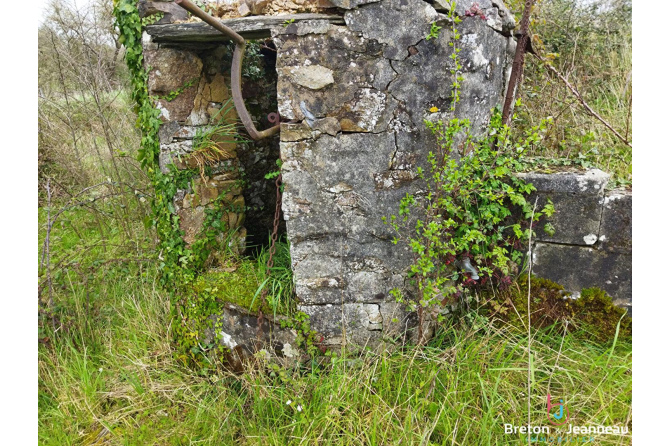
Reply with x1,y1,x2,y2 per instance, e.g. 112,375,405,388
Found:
114,0,245,362
113,1,317,367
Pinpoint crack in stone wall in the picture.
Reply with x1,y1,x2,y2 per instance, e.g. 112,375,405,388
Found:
274,0,516,347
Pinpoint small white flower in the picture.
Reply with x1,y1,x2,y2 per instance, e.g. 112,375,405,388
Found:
296,405,303,412
98,368,103,372
286,400,292,405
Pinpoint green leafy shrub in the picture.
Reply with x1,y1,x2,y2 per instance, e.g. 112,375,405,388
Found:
386,109,555,312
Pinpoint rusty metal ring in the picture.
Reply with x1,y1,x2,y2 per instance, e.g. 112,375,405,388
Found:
267,113,280,125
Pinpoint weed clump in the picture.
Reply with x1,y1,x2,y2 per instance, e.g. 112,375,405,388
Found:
483,275,631,343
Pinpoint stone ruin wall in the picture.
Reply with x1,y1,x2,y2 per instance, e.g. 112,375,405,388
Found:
523,170,632,315
275,0,517,346
141,0,632,352
144,34,282,255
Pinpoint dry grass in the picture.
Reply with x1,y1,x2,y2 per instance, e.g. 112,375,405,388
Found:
508,0,632,184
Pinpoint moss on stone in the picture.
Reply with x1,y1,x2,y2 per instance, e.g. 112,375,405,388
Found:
482,275,631,343
189,262,273,315
572,287,632,341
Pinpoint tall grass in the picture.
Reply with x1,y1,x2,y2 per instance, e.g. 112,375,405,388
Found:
38,260,632,444
254,235,296,318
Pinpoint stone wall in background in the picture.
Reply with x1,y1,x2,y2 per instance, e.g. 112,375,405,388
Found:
519,169,632,315
143,34,283,258
274,0,517,347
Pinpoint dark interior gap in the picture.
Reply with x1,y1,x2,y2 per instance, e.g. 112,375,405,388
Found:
173,38,283,259
235,39,286,258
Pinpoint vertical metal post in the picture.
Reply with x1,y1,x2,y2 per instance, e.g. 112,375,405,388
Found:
502,0,536,127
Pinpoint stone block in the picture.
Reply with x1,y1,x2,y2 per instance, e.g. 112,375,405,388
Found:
345,0,441,61
203,303,299,362
274,20,332,37
280,65,335,90
192,178,243,207
280,123,313,142
431,0,516,33
599,189,632,254
247,0,270,15
315,0,338,8
532,242,631,309
373,171,417,190
299,303,384,347
295,276,347,305
275,26,392,128
329,0,381,9
312,117,341,136
143,45,203,121
158,121,181,144
336,88,392,132
146,47,202,94
237,2,251,17
138,0,189,25
517,169,609,246
187,75,238,126
177,205,206,245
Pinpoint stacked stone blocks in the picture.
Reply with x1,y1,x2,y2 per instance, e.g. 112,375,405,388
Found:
274,0,518,347
520,169,632,313
144,37,250,261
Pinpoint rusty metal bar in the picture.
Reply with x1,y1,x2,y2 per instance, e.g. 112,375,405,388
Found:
501,0,536,127
175,0,280,140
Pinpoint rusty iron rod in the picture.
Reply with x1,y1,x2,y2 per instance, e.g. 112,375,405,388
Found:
174,0,280,140
175,0,244,44
501,0,536,127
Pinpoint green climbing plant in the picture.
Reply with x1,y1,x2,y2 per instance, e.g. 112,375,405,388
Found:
153,77,200,102
426,22,442,40
385,1,555,315
113,1,308,367
114,0,248,362
114,0,185,286
114,1,249,280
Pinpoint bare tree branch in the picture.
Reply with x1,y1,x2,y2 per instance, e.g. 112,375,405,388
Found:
532,53,632,148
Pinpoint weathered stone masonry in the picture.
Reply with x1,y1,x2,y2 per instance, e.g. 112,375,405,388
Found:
520,169,632,315
142,0,632,352
274,0,518,346
144,30,283,253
